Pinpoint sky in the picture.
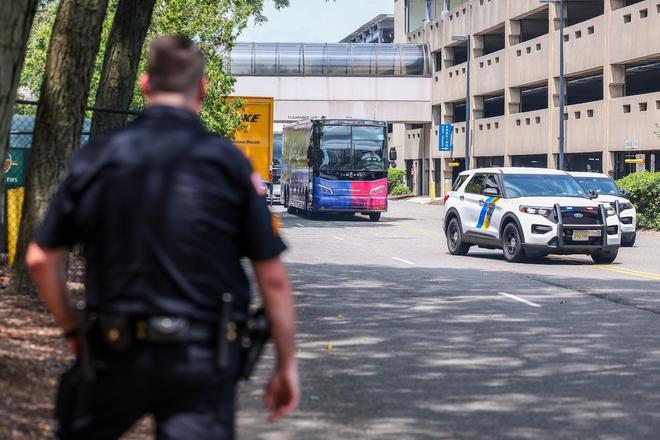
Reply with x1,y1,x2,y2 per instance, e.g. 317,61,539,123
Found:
238,0,394,43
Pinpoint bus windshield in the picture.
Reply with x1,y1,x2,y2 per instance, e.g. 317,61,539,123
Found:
318,125,386,172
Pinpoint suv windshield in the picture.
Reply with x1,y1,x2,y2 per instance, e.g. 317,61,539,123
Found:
573,176,619,196
502,174,588,198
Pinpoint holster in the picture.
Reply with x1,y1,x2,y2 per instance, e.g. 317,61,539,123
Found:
239,307,271,380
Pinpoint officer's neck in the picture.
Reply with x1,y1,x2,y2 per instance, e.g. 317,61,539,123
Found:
145,93,201,114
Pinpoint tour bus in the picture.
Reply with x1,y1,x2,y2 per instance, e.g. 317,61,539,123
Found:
281,118,392,221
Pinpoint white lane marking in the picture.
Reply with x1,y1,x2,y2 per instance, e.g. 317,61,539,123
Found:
392,257,415,265
296,223,305,227
334,236,345,241
497,292,541,308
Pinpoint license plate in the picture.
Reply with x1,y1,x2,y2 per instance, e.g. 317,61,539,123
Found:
572,230,590,241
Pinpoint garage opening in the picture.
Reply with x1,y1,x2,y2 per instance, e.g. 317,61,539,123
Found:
451,43,468,66
519,8,549,43
565,0,604,27
453,101,467,123
475,156,504,168
477,25,505,57
520,84,548,112
625,60,660,96
564,152,602,172
483,94,505,118
566,72,603,105
511,154,548,168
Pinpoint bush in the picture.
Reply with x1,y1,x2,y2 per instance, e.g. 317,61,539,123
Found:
388,168,406,194
390,184,412,196
616,171,660,230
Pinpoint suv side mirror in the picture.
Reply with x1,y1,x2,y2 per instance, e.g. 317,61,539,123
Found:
389,147,397,162
620,188,631,198
483,187,499,196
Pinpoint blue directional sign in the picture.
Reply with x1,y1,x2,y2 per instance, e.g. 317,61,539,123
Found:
439,124,453,152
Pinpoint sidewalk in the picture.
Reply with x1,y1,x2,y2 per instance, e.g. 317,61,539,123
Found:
403,196,444,206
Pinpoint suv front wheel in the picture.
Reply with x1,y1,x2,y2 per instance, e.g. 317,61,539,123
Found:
591,248,618,264
502,223,526,263
446,218,470,255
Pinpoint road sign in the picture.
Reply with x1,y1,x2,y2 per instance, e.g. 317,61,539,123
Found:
4,148,27,188
439,124,453,152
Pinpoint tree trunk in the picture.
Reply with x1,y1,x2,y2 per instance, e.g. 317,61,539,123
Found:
90,0,157,137
0,0,39,192
12,0,109,294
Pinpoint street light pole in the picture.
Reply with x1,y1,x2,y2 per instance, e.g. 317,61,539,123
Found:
451,34,471,170
558,0,565,170
466,34,471,170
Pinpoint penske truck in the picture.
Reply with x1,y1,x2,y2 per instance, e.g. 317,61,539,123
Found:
229,96,275,199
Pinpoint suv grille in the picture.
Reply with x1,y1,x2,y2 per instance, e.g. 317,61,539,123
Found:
561,207,601,225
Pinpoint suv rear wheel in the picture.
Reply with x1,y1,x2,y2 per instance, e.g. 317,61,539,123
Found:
591,248,618,264
446,218,470,256
622,232,636,247
502,223,526,263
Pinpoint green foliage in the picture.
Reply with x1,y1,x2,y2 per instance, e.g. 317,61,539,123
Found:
19,0,289,137
388,168,406,194
616,172,660,230
390,184,412,196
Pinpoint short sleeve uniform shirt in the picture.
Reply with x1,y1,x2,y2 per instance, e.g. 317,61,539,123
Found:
35,106,286,321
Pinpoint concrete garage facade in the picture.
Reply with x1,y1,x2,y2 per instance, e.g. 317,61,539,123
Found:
396,0,660,197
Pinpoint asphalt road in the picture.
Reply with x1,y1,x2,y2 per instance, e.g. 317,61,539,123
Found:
237,200,660,440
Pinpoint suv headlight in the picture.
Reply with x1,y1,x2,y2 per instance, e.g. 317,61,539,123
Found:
619,201,633,211
519,205,554,218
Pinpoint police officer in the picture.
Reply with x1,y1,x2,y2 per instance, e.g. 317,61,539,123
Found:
26,35,299,439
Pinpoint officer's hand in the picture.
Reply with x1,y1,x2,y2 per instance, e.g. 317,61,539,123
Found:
265,362,300,422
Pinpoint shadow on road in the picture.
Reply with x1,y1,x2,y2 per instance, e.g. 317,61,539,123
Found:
238,262,660,439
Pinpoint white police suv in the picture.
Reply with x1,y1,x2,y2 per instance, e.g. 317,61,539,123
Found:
443,168,622,263
569,172,637,247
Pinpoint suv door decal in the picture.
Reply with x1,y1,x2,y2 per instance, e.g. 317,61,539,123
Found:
476,196,501,230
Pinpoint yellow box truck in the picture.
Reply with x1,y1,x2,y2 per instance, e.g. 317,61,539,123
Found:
229,96,274,187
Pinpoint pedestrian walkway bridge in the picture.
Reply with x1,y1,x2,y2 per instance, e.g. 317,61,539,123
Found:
228,43,433,127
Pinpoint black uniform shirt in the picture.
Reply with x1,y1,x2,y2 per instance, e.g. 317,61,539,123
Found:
35,106,286,321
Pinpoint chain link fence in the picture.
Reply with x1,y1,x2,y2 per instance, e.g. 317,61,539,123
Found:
2,100,139,266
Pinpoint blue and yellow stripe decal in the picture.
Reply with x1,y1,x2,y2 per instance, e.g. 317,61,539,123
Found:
476,197,501,230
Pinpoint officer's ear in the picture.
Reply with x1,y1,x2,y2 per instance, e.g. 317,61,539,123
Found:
197,77,208,104
139,73,151,98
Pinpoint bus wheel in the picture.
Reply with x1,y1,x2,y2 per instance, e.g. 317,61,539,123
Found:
369,212,381,222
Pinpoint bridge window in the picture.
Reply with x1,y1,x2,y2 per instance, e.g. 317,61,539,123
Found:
229,43,430,77
352,44,376,76
325,44,350,76
278,43,302,75
254,43,277,75
229,44,253,75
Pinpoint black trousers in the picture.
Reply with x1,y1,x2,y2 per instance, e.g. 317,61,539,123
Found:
56,340,241,440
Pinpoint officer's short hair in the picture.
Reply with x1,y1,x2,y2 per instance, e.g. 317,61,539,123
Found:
147,36,205,94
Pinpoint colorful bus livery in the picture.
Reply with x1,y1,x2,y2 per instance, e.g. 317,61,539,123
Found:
282,119,389,222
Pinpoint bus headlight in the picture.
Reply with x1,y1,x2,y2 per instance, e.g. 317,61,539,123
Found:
318,184,333,195
370,185,386,196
